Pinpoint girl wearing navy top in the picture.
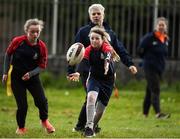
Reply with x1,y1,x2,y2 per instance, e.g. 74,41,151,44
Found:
138,17,170,119
67,4,137,134
70,27,137,137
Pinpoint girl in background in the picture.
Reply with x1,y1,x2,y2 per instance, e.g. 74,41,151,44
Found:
2,18,55,134
138,17,170,119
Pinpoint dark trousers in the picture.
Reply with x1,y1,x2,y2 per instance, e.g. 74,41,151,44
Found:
11,70,48,128
75,72,88,128
143,69,161,115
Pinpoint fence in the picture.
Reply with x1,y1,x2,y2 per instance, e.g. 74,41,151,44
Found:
0,0,180,58
0,0,180,79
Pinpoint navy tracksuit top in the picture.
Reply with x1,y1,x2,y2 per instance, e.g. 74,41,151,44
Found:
138,32,168,73
67,22,134,74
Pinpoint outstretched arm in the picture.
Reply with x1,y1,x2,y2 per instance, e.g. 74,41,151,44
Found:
111,32,137,74
112,33,134,67
104,52,111,75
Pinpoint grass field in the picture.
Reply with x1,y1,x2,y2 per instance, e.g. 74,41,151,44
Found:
0,86,180,138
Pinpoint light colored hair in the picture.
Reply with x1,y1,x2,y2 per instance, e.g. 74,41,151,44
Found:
88,4,105,15
89,26,120,62
89,26,110,41
24,18,44,33
154,17,168,33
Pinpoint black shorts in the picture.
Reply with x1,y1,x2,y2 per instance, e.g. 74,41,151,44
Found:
87,76,114,106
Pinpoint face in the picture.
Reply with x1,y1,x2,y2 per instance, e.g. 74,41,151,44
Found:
89,32,103,48
26,25,41,43
155,20,167,33
89,8,104,26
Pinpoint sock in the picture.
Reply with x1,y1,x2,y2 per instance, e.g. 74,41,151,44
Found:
86,91,98,129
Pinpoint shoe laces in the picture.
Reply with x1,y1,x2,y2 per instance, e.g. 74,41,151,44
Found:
85,127,94,136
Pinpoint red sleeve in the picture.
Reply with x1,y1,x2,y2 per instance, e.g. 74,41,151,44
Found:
38,40,48,69
83,45,91,60
101,41,112,53
6,35,26,55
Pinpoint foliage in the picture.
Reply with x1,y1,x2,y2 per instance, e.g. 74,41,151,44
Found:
40,71,180,93
40,71,82,89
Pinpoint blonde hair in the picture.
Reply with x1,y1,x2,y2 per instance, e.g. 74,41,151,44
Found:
24,18,44,33
89,26,110,41
89,26,120,62
154,17,168,33
88,4,105,15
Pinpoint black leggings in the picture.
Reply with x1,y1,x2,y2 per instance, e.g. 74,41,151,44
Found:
11,70,48,128
143,69,161,115
75,72,88,128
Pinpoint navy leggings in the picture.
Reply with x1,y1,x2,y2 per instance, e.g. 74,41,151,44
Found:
11,69,48,128
143,69,161,115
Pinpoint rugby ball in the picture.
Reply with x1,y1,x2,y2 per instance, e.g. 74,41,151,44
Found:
66,43,85,66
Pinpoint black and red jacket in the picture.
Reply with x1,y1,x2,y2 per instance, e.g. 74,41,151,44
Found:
82,41,114,80
5,35,47,74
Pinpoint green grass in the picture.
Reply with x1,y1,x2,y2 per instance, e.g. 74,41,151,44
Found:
0,86,180,138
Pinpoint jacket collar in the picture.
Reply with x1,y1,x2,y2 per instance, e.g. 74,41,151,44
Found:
89,22,111,30
153,31,168,43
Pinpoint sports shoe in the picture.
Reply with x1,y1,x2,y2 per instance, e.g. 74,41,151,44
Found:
16,127,27,135
156,113,171,119
41,119,55,133
84,127,95,138
72,125,101,133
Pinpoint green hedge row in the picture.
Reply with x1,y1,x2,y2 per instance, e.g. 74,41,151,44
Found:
40,71,180,93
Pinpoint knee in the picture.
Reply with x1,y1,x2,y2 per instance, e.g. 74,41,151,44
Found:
34,98,48,107
18,104,28,112
87,91,98,105
152,86,160,93
88,94,96,105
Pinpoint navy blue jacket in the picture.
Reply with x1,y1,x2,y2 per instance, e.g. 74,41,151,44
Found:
138,32,168,73
67,22,134,74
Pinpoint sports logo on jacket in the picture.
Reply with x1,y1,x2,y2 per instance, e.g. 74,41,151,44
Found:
152,41,157,45
100,53,105,59
165,41,168,46
33,53,38,60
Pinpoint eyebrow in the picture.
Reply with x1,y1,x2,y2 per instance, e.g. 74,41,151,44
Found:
92,12,101,14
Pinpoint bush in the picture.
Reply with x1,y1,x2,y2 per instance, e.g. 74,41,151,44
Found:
39,71,180,93
40,71,82,89
40,71,54,88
